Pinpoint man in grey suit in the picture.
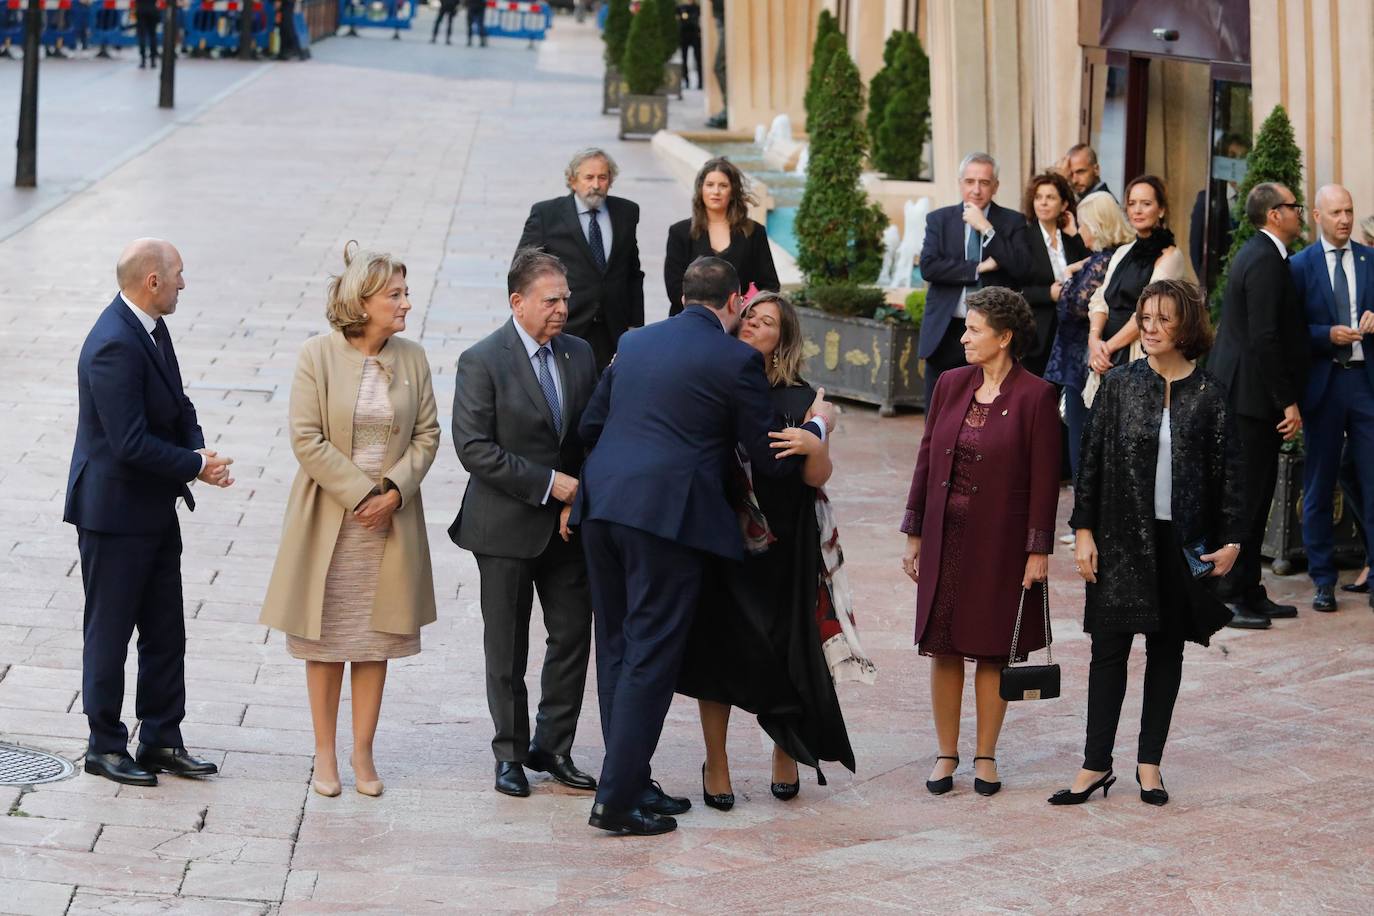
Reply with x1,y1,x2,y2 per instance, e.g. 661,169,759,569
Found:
449,249,600,798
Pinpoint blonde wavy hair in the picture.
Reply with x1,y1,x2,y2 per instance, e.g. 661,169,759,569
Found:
1076,190,1135,251
741,291,804,387
326,241,407,338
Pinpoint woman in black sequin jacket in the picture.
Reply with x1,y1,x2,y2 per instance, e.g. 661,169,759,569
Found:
1049,279,1245,807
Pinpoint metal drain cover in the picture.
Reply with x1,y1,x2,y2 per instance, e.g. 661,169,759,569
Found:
0,744,75,786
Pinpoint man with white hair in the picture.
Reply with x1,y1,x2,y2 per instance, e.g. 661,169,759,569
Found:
64,239,235,785
516,148,645,371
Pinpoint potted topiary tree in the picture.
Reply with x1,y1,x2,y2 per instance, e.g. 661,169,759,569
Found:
658,0,684,100
870,31,931,180
619,0,669,139
602,0,632,114
803,9,841,130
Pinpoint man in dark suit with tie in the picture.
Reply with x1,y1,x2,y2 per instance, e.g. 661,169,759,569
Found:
516,148,645,371
1291,184,1374,613
571,257,833,835
918,151,1031,406
64,238,235,785
449,249,600,799
1208,184,1311,629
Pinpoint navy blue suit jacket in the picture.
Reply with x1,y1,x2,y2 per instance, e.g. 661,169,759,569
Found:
1292,239,1374,411
917,201,1030,359
570,304,805,560
64,296,206,535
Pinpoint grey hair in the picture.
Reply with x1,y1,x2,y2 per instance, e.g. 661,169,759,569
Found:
565,147,619,183
958,152,999,180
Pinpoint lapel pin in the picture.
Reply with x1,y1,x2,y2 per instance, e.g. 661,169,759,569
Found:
1001,409,1009,416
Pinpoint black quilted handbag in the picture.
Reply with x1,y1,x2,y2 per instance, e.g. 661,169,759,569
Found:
999,584,1060,702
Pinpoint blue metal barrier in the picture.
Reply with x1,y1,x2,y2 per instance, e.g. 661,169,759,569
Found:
481,0,549,45
182,0,268,53
337,0,410,35
86,0,164,49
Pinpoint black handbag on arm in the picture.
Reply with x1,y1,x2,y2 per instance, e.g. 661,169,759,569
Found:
999,584,1061,702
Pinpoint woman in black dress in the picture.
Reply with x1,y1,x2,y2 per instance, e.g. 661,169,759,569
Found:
678,292,866,809
665,158,780,315
1018,171,1090,378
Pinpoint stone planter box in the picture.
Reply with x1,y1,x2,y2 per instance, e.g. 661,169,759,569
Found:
663,62,684,100
1262,451,1366,574
619,93,668,140
796,306,922,416
602,67,627,114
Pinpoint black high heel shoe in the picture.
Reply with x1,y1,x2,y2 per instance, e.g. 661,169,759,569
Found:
972,755,1001,796
925,755,959,795
770,770,800,801
1047,770,1116,805
701,762,734,811
1136,767,1169,806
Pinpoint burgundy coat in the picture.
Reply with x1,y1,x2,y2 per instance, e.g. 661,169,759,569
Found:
901,364,1060,657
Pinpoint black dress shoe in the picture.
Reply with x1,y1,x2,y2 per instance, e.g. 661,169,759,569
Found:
526,747,596,790
925,754,958,795
1312,585,1337,612
589,802,676,835
639,779,690,815
494,761,530,797
1340,579,1369,594
134,745,217,777
85,751,157,786
1135,767,1169,806
1224,604,1272,629
1254,594,1298,618
972,755,1002,797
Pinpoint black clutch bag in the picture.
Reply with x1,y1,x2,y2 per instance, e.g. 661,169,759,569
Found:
999,584,1060,702
1181,539,1215,579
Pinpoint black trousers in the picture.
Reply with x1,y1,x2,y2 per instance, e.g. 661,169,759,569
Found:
582,520,704,810
277,0,299,54
679,32,702,88
474,530,592,762
1083,521,1187,771
466,6,486,42
923,316,967,408
1221,414,1283,603
584,320,615,375
136,13,158,61
77,525,187,753
432,0,457,40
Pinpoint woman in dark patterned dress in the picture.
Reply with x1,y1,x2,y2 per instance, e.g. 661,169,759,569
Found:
901,288,1061,797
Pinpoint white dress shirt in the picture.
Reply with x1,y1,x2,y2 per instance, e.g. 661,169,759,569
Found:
1260,229,1289,260
512,320,565,505
122,292,206,475
575,197,613,259
1040,224,1068,283
1321,235,1363,362
956,204,993,318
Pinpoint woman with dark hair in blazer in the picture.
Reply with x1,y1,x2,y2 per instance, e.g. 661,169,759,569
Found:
901,287,1061,797
665,158,779,315
1018,172,1090,377
1050,279,1241,807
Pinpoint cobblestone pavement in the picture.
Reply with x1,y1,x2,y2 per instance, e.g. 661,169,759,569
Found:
1,13,1372,915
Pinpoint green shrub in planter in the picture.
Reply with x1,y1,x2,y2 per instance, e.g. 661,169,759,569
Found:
622,0,666,95
656,0,678,64
804,10,841,126
872,33,931,180
872,288,924,325
803,284,888,318
603,0,631,66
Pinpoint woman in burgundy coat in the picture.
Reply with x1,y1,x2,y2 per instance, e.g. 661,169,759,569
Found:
901,287,1061,796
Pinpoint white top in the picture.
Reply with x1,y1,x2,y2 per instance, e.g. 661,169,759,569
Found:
1154,407,1172,521
1321,235,1363,362
1040,224,1068,283
1260,228,1289,260
575,197,614,259
511,320,565,505
120,291,157,337
956,204,993,318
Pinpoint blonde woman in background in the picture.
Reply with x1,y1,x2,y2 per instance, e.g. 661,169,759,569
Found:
261,243,440,798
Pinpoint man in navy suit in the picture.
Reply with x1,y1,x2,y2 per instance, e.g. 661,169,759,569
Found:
64,239,235,786
918,152,1031,406
571,257,832,835
1292,184,1374,612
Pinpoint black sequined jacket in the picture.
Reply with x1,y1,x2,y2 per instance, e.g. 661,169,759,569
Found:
1070,360,1245,641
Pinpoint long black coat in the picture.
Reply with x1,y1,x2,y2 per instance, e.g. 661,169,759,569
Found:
664,218,779,315
1070,360,1244,644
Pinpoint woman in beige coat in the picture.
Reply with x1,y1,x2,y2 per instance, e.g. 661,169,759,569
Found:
260,243,439,798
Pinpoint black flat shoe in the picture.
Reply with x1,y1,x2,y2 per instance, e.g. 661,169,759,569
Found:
1340,580,1369,594
134,745,217,778
640,779,690,815
85,751,157,786
973,755,1001,796
701,762,734,811
494,761,530,797
1047,770,1116,805
526,747,596,791
1313,585,1337,613
1135,767,1169,806
925,754,958,795
589,802,677,835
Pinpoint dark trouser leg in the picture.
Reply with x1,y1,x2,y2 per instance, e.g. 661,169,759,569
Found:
1342,371,1374,572
1301,371,1348,587
530,531,593,756
1338,442,1369,566
1082,631,1133,772
1063,382,1088,481
923,316,967,409
581,520,626,745
1136,631,1185,766
278,0,298,52
592,524,704,811
474,553,536,762
133,524,187,749
585,321,615,375
1222,414,1282,603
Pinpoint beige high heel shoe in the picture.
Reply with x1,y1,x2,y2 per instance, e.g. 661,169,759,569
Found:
350,754,384,797
312,759,341,797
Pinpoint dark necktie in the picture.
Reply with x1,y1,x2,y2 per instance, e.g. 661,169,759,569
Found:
1333,248,1353,366
536,346,562,435
587,208,608,272
151,319,172,368
966,219,982,289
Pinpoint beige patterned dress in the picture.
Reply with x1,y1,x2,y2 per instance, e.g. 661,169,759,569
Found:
288,358,421,662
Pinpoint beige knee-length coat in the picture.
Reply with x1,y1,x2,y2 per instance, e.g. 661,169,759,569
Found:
260,331,440,640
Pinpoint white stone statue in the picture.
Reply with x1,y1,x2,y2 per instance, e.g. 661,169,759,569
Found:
754,124,767,145
877,224,903,288
796,144,809,176
764,114,793,149
895,197,931,287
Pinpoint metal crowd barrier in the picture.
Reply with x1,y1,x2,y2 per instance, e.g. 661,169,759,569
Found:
337,0,410,37
482,0,549,46
1,0,85,53
181,0,270,53
87,0,164,50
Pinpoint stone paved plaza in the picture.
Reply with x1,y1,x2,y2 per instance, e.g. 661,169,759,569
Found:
0,12,1372,914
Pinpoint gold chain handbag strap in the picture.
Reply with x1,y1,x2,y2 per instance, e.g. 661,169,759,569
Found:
1007,584,1053,665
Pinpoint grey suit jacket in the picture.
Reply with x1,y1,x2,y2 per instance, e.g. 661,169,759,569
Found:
448,320,598,559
